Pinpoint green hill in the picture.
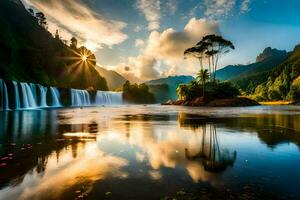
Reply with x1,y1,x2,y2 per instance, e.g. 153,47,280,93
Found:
216,47,288,93
253,44,300,101
0,0,108,90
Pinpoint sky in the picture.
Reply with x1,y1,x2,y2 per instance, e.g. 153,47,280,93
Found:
22,0,300,82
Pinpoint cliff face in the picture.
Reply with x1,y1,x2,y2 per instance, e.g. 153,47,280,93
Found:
0,0,108,90
256,47,287,62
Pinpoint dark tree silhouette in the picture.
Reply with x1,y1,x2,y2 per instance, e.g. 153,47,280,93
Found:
55,30,60,40
35,12,47,29
184,34,235,82
28,8,34,16
197,35,235,81
70,37,78,49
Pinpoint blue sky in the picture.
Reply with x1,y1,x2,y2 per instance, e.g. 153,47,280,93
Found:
24,0,300,82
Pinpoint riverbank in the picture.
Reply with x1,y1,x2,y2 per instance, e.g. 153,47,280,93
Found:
259,101,294,105
162,97,260,107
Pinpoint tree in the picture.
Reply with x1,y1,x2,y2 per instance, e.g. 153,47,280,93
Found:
70,37,78,49
55,30,60,40
196,69,210,98
197,35,235,82
184,35,234,82
184,42,209,71
35,12,47,29
28,8,34,16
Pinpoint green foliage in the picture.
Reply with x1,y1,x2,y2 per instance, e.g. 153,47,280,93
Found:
176,80,240,101
123,81,155,104
287,76,300,100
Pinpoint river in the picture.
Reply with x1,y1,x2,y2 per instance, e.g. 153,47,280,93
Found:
0,105,300,199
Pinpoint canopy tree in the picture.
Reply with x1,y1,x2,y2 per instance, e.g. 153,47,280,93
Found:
184,34,235,82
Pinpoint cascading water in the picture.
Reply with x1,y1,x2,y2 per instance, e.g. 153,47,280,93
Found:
38,85,48,107
20,82,37,109
0,79,10,111
1,78,124,110
49,87,61,107
13,81,20,110
95,91,123,105
71,89,91,107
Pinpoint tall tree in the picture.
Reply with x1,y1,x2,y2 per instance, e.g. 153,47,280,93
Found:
184,35,234,82
184,42,209,71
197,35,235,82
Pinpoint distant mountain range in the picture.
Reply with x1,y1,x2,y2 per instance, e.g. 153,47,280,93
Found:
216,47,288,81
146,76,194,102
96,66,127,90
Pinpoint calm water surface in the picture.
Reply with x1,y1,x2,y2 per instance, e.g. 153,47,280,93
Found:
0,105,300,200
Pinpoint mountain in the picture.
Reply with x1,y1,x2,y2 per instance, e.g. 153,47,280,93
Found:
96,66,127,90
146,76,194,102
252,44,300,101
216,47,288,82
0,0,108,90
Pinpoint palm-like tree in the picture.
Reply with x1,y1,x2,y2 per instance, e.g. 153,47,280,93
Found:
197,69,210,98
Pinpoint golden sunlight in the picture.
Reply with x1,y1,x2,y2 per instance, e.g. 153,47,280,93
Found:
81,55,88,62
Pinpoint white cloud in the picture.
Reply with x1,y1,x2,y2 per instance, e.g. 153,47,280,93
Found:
137,0,161,31
145,18,220,62
240,0,251,13
204,0,236,19
135,39,145,47
113,18,220,82
25,0,128,50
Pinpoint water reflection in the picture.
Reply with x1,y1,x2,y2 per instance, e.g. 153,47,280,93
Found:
0,107,300,199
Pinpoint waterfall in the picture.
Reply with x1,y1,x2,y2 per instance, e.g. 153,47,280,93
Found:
1,78,124,110
95,91,123,105
49,87,61,107
38,85,48,107
71,89,91,107
0,79,10,110
20,82,37,109
13,81,21,110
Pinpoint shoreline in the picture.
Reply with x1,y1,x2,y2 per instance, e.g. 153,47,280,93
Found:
162,97,260,107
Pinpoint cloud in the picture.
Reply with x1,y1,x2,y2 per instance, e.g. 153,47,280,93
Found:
145,18,220,61
111,18,220,82
110,55,159,83
128,55,159,80
204,0,236,19
25,0,128,50
240,0,251,13
137,0,161,31
135,39,145,47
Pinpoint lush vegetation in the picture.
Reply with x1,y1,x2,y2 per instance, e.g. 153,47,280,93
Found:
0,0,108,90
122,81,155,104
248,45,300,102
177,78,240,101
